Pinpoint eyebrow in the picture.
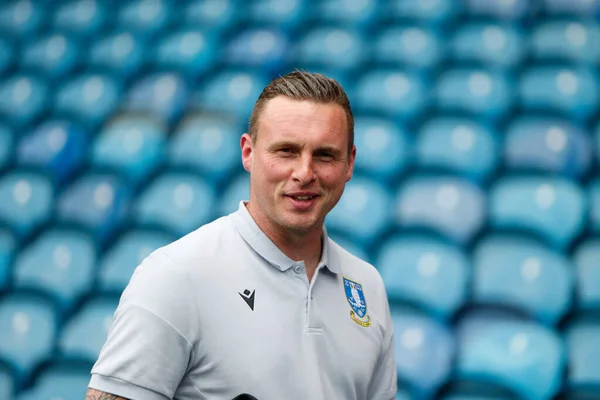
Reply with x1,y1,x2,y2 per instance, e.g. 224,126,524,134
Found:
268,141,344,155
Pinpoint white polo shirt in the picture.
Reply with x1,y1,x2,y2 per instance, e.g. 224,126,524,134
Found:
89,202,397,400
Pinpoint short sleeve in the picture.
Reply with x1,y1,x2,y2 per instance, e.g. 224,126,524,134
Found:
367,289,397,400
89,250,198,400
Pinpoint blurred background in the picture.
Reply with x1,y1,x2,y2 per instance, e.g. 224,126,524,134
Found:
0,0,599,399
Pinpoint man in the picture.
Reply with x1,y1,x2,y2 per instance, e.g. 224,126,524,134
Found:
86,71,397,400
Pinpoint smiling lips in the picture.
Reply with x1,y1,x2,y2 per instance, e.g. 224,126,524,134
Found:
285,192,320,210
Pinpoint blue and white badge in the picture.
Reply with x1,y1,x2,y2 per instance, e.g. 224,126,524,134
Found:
343,277,371,327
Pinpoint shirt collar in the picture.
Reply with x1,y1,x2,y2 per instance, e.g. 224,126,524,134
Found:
229,201,341,274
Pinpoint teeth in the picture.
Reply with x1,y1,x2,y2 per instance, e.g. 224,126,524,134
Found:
293,195,314,200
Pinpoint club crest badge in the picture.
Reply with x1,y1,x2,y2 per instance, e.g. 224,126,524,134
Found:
343,277,371,327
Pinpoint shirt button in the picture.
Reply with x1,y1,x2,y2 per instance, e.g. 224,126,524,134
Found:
294,265,302,274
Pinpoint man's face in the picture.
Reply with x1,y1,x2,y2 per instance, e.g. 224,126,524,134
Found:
241,96,356,237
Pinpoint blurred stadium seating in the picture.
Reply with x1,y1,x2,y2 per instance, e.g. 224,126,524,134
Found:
1,0,600,399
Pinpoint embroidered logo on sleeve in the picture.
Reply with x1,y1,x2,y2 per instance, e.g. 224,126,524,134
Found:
343,277,371,327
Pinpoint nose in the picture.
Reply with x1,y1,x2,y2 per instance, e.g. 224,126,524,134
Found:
292,153,316,186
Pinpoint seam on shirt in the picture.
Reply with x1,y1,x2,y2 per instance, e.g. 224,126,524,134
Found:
91,372,170,400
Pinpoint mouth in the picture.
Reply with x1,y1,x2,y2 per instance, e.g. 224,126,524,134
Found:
285,193,320,209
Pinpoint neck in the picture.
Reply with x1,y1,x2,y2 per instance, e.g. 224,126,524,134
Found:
245,203,323,272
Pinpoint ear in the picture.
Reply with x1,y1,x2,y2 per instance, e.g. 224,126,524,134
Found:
240,133,253,173
345,145,356,182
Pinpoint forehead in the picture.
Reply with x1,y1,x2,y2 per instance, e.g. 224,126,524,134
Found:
257,97,348,140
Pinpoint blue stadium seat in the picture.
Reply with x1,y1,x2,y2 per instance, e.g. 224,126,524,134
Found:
519,66,599,119
417,117,499,182
88,31,146,79
377,235,468,319
455,312,564,400
54,73,121,128
451,23,524,67
13,228,96,311
0,170,54,239
374,25,442,69
20,32,79,78
489,176,585,249
436,68,511,120
117,0,171,35
395,176,485,244
56,174,130,244
464,0,531,19
353,117,410,181
91,114,166,186
293,27,367,72
472,235,573,325
0,35,15,74
591,180,600,234
16,364,91,400
505,118,592,179
0,74,48,127
98,229,173,293
574,239,600,312
0,124,13,171
225,28,288,72
326,176,393,246
392,309,454,397
317,0,379,28
183,0,242,33
52,0,107,37
0,0,43,37
0,229,15,291
249,0,307,32
0,293,58,383
17,120,88,184
543,0,600,15
154,28,218,77
135,172,217,237
354,69,427,120
532,21,600,64
59,297,119,363
384,0,457,24
169,113,242,184
0,363,14,400
565,319,600,392
123,72,187,125
327,232,370,263
192,70,270,120
395,389,411,400
219,173,249,217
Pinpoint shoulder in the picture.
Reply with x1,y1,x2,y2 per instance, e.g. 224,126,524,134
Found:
328,238,386,292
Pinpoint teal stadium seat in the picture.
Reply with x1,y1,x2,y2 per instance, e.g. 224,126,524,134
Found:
20,32,79,78
416,117,499,182
91,114,167,187
16,364,91,400
57,173,130,244
0,124,14,171
374,25,442,70
519,66,599,120
88,30,147,79
249,0,308,33
117,0,171,36
353,116,410,182
317,0,380,29
169,113,242,184
436,68,512,121
573,239,600,312
0,170,54,239
219,173,249,217
154,28,219,78
325,176,393,247
455,312,565,400
384,0,457,24
0,74,48,127
13,228,96,311
59,297,119,363
0,229,16,291
226,28,288,72
532,20,600,64
183,0,242,34
17,120,88,184
504,117,592,179
135,172,217,237
395,176,485,244
99,229,174,293
565,319,600,396
54,73,121,128
0,0,44,37
490,176,586,249
0,293,58,384
378,235,468,319
472,235,573,325
52,0,108,38
451,23,525,67
464,0,531,19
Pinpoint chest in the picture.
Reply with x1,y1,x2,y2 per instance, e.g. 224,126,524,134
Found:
185,267,383,399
